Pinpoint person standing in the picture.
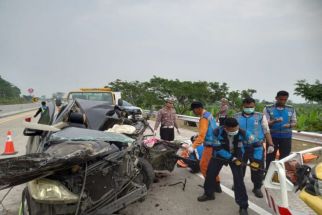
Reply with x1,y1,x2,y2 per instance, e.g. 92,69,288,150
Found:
198,118,253,215
154,99,180,141
189,101,221,193
34,101,50,125
264,91,297,170
234,97,274,198
34,101,48,118
216,98,229,126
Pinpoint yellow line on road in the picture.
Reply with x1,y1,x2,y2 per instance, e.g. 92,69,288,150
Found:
0,111,35,125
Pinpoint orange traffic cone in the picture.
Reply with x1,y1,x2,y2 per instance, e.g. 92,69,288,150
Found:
2,131,17,155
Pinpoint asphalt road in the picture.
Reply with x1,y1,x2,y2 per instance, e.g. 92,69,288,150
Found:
0,113,274,215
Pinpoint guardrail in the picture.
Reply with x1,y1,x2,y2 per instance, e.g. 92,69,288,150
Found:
0,103,40,118
144,110,322,145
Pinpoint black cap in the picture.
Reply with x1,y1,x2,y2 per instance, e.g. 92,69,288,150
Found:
190,101,203,110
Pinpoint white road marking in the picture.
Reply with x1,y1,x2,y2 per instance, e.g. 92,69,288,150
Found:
196,173,272,215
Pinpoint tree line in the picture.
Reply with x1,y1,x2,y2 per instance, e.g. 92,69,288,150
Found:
107,76,258,114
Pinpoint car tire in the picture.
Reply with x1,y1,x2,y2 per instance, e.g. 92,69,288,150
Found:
136,158,155,189
21,188,31,215
21,187,56,215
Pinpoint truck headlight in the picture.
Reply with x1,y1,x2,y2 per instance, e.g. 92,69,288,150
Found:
28,179,79,204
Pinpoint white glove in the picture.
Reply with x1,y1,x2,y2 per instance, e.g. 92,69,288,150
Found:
188,146,195,153
267,145,274,154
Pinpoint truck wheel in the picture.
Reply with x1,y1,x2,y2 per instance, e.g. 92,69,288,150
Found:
136,158,155,189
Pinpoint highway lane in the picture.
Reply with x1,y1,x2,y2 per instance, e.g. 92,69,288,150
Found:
0,111,36,215
0,114,272,215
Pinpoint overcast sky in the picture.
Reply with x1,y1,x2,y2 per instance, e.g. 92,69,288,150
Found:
0,0,321,103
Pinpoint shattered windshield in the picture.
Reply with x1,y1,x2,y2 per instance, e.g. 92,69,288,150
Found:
50,127,134,143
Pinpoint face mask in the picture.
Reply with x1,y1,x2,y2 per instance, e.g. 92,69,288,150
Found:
243,108,255,114
227,130,239,136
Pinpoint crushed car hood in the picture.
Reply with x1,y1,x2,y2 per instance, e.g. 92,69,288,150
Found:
0,128,134,190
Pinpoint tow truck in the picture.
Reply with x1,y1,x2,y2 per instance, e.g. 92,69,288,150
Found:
66,87,121,105
66,88,142,119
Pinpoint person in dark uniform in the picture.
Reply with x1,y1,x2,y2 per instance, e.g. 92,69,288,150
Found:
34,101,48,118
198,118,254,215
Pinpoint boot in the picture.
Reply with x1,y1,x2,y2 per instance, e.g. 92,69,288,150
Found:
252,188,263,198
215,182,222,193
197,194,215,202
239,208,248,215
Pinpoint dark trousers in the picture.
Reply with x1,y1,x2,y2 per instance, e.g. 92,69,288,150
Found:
218,117,226,126
160,127,174,141
266,137,292,170
242,147,264,189
204,158,248,209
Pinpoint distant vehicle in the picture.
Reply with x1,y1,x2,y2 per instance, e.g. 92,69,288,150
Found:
66,89,142,119
66,88,121,106
122,100,143,119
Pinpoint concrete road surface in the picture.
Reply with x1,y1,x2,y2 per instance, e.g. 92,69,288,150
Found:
0,113,273,215
0,103,39,118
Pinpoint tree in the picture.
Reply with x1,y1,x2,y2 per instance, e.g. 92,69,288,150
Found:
108,79,163,109
241,89,257,99
228,90,241,109
0,76,21,98
208,82,229,103
294,80,322,103
149,77,210,114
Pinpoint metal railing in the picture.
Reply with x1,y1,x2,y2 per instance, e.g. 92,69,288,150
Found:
144,110,322,145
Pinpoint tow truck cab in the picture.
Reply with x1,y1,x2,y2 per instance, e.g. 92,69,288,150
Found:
66,88,121,105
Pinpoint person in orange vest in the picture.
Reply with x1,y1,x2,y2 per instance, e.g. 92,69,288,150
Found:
188,101,221,193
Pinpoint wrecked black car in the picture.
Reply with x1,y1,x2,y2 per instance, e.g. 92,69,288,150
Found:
104,108,181,173
0,99,156,215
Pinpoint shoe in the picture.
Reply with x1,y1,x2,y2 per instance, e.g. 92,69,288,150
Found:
252,188,263,198
239,208,248,215
215,182,222,193
197,194,215,202
232,185,234,191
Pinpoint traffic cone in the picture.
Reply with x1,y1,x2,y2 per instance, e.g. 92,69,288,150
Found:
2,131,17,155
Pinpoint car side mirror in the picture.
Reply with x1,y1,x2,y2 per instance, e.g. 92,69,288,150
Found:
118,99,123,106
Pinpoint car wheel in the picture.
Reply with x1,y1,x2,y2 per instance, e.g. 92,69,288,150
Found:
20,188,31,215
21,187,57,215
135,158,155,189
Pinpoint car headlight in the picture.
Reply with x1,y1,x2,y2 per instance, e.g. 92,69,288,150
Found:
28,178,79,204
